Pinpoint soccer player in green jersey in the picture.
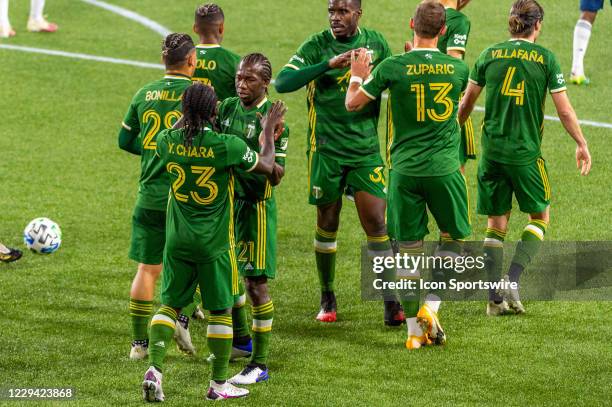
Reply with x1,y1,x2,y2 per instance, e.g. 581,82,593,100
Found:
120,33,200,360
141,83,286,402
346,0,471,350
192,4,241,101
458,0,592,315
216,53,289,385
275,0,405,325
438,0,476,171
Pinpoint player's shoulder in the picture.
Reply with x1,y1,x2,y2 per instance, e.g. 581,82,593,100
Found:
220,96,241,111
131,78,164,102
360,27,389,44
303,29,333,47
446,7,470,24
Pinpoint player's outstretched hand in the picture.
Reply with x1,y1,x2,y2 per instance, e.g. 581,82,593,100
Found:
329,50,354,69
576,143,592,176
259,101,287,135
350,48,372,80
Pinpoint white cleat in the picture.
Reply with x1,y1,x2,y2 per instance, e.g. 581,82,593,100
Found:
174,322,196,355
229,365,269,385
206,380,249,400
27,17,58,33
142,367,164,402
192,306,206,321
500,275,526,314
130,344,148,360
0,24,16,38
486,300,510,316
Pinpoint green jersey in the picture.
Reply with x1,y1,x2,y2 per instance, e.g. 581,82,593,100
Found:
218,97,290,201
362,49,469,177
193,44,241,101
285,28,392,163
438,7,471,57
122,74,192,211
156,127,259,263
470,39,567,165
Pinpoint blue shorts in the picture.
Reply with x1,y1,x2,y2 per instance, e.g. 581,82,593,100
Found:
580,0,608,12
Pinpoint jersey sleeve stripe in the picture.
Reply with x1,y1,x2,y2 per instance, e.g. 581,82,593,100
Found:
121,122,132,131
246,153,260,173
359,86,376,100
549,87,567,94
275,153,287,158
284,63,300,70
468,78,480,85
446,46,466,52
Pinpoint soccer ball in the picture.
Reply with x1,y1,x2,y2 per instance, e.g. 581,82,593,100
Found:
23,218,62,254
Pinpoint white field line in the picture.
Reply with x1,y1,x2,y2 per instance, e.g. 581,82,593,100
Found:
0,44,610,130
0,44,164,69
80,0,171,37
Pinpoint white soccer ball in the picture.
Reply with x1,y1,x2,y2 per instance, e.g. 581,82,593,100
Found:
23,217,62,254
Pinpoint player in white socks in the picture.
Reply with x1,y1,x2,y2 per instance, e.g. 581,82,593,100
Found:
570,0,610,85
0,0,58,38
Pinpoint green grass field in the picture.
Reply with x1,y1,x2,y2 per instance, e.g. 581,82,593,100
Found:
0,0,611,405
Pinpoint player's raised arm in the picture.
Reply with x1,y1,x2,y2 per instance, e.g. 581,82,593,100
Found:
550,91,591,175
275,50,354,93
345,48,374,111
251,101,287,175
458,82,482,126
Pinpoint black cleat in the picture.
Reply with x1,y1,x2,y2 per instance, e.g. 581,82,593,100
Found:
316,291,337,322
384,300,406,326
0,247,22,263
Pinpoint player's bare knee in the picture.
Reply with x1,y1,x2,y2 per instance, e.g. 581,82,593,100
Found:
317,202,341,232
138,263,162,278
210,307,232,315
246,276,270,306
487,213,510,232
580,11,597,24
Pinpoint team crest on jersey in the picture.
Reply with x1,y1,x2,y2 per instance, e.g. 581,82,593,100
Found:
246,122,257,139
312,186,323,199
222,119,230,128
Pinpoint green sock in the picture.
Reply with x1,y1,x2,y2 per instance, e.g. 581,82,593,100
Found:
314,226,337,292
129,298,153,343
181,285,202,319
510,220,547,282
484,228,506,302
232,281,250,339
207,313,233,382
397,244,423,318
367,235,396,301
429,238,463,301
148,305,178,372
251,301,274,366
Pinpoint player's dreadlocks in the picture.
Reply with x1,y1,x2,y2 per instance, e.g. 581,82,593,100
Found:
162,33,195,69
181,83,218,147
508,0,544,36
241,53,273,91
195,3,225,26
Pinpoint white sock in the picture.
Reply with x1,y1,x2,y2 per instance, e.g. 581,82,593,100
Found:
424,294,441,313
0,0,10,28
572,19,592,77
407,317,423,337
30,0,45,21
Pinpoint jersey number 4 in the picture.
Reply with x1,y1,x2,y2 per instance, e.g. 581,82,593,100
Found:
501,67,525,106
410,83,454,122
142,110,182,150
167,163,219,205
